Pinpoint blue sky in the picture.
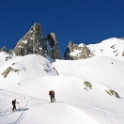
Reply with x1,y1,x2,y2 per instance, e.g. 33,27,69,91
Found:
0,0,124,56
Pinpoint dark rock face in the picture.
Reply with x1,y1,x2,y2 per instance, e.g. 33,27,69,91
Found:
13,23,61,59
14,23,46,56
64,41,94,60
44,32,61,59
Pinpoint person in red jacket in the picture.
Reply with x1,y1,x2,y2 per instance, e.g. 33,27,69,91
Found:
49,90,55,102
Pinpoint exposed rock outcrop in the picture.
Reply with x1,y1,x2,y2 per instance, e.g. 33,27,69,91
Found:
0,46,8,52
0,46,13,55
1,67,19,78
105,89,120,98
84,81,92,91
64,41,94,60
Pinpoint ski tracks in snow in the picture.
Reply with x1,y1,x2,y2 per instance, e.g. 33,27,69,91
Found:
0,94,31,124
93,105,124,124
0,89,53,124
8,97,31,124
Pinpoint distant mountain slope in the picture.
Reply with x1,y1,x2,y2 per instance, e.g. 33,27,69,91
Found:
87,37,124,58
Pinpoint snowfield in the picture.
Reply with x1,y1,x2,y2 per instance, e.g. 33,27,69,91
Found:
0,38,124,124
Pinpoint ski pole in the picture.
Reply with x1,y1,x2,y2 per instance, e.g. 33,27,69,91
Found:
17,102,20,109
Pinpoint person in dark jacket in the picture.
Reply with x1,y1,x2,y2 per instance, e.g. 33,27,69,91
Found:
12,99,19,111
49,90,55,102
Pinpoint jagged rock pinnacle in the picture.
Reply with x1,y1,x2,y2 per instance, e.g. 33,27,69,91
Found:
13,23,61,59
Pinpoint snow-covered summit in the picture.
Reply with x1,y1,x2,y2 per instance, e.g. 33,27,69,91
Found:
87,37,124,58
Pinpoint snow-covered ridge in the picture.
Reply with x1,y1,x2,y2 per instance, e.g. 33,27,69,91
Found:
87,37,124,58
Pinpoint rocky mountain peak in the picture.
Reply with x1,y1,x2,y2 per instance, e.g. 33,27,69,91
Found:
14,22,45,56
13,23,61,59
64,41,94,60
31,23,42,38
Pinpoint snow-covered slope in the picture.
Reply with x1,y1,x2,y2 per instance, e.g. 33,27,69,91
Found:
87,37,124,59
0,38,124,124
0,53,57,89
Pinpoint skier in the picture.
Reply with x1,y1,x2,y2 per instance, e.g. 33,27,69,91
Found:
12,99,19,111
49,90,55,102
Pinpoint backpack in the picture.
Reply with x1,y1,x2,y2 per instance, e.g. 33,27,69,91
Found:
49,91,52,95
52,91,55,95
12,100,15,105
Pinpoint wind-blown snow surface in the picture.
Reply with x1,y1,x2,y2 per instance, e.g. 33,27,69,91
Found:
0,38,124,124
